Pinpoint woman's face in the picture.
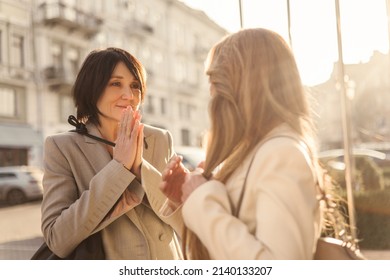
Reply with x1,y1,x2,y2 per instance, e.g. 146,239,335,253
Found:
97,61,141,125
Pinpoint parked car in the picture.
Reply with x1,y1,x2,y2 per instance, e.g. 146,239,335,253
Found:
175,146,206,171
0,166,44,205
319,148,390,191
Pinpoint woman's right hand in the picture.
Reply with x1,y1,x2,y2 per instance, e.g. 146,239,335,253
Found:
113,107,142,170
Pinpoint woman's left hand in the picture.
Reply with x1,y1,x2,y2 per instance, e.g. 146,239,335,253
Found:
160,155,189,205
181,168,208,202
131,110,144,180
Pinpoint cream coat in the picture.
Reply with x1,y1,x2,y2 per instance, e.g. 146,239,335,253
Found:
182,124,321,259
41,123,183,259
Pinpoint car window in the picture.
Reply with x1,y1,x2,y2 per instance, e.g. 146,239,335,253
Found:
0,173,17,178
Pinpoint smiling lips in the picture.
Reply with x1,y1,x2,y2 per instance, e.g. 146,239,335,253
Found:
116,105,134,110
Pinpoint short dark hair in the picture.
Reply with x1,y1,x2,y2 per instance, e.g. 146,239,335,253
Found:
73,47,146,125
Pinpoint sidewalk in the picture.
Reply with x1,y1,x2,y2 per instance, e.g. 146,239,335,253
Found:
361,250,390,260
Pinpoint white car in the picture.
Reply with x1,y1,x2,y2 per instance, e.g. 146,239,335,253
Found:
0,166,44,205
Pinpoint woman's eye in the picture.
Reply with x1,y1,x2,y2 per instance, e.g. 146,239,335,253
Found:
111,81,121,87
130,82,141,90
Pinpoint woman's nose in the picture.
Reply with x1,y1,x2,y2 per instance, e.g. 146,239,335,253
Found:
122,88,134,99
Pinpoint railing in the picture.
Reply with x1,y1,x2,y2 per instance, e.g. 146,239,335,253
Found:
37,2,103,36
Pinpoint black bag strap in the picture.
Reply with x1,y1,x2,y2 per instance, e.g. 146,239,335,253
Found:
68,115,149,149
234,149,257,217
68,115,116,147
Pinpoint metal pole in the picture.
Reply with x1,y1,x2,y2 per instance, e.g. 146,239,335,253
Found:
286,0,293,47
334,0,357,241
239,0,243,28
386,0,390,89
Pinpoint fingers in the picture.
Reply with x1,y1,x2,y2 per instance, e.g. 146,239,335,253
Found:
126,108,139,137
197,160,205,169
130,118,140,144
132,110,141,132
137,123,144,152
118,106,131,138
161,156,182,180
161,168,173,180
130,122,144,178
114,108,143,170
118,109,127,137
118,107,143,137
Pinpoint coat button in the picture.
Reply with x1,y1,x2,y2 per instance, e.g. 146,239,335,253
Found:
159,233,166,241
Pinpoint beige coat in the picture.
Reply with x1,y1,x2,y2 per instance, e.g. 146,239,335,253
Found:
182,124,321,259
41,123,183,259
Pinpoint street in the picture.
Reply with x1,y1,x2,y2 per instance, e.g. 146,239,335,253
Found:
0,200,389,260
0,200,43,260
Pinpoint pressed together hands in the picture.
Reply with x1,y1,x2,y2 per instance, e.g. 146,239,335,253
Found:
112,106,207,203
113,106,144,179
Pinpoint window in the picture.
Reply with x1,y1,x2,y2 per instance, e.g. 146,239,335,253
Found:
0,148,28,167
51,42,63,68
0,87,16,118
174,25,186,49
0,173,17,178
181,129,190,146
62,0,76,21
179,102,191,119
175,60,186,83
141,47,151,65
59,94,75,123
11,34,24,67
144,95,155,114
0,85,25,121
160,97,167,115
67,47,79,77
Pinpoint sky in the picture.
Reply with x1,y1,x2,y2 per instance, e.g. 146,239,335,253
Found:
181,0,389,86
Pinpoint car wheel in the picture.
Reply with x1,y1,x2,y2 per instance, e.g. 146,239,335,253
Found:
6,189,26,205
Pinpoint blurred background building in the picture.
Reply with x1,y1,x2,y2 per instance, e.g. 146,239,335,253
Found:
1,0,390,168
313,50,390,150
0,0,227,167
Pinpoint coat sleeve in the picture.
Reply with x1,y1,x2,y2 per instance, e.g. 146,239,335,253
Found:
41,136,144,258
140,129,184,237
182,139,318,259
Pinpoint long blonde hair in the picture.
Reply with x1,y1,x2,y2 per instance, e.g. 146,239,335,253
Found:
183,28,317,259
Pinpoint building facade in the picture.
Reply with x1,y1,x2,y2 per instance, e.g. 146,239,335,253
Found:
312,51,390,150
0,0,227,167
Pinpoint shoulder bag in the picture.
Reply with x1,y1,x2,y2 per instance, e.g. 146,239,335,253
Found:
31,232,105,260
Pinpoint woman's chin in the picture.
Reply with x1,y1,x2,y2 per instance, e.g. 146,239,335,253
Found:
99,114,121,124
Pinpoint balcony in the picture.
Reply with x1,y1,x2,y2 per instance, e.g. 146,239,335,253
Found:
125,19,154,38
1,66,33,81
37,2,103,37
43,66,75,91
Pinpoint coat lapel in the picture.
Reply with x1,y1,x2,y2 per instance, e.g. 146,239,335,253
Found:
143,126,155,163
80,123,112,174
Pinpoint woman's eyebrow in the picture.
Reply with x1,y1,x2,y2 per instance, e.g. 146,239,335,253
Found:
110,75,124,79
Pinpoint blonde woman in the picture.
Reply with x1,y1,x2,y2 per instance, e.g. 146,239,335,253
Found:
160,28,322,259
